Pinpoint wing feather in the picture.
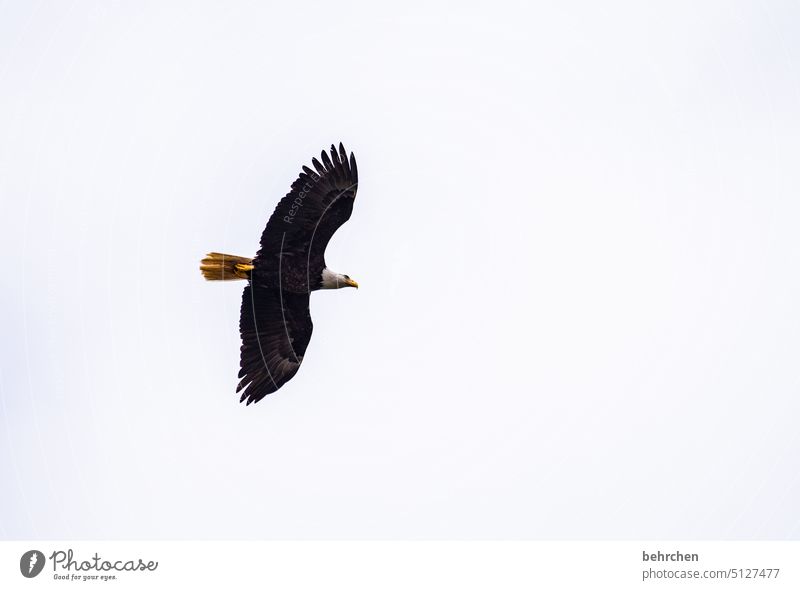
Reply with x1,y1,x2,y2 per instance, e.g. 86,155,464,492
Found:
320,148,333,172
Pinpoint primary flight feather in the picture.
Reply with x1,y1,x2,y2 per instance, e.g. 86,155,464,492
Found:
200,143,359,404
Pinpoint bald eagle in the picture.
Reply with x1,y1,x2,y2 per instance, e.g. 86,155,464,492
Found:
200,143,359,404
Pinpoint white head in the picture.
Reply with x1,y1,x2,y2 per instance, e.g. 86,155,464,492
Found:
320,267,359,290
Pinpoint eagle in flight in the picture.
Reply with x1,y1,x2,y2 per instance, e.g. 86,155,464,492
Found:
200,143,359,404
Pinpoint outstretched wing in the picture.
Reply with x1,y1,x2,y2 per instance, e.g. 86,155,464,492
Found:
237,285,313,404
254,143,358,274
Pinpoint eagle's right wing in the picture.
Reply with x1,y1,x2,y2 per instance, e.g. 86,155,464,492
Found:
253,143,358,272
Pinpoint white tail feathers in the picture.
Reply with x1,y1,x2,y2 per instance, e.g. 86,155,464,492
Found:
200,252,254,281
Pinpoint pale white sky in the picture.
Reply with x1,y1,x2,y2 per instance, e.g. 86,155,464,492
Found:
1,0,800,539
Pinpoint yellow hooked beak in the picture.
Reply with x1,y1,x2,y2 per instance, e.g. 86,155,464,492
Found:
344,277,359,289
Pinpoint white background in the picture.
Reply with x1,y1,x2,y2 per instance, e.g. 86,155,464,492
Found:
1,0,799,539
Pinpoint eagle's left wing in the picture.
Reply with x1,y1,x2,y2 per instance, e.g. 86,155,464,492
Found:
236,285,313,404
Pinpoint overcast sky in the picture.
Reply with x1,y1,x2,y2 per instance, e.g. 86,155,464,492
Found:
1,0,800,539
